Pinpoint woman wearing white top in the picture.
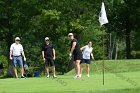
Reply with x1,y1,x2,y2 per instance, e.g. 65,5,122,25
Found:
80,41,94,77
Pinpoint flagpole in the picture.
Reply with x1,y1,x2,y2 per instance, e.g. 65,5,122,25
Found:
101,26,105,85
99,2,109,85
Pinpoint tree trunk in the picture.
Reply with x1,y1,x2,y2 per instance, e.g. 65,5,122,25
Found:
109,33,112,60
115,39,119,60
6,0,14,76
111,34,116,60
125,31,131,59
6,33,14,76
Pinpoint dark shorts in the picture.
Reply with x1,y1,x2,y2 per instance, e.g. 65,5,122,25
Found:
80,59,91,64
73,51,82,61
12,56,23,67
45,58,55,67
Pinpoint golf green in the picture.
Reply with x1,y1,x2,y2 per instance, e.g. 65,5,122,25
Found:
0,60,140,93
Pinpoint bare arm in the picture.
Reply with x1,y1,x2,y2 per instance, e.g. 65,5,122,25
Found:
10,48,13,60
53,48,56,60
91,53,94,60
90,48,94,60
80,45,87,51
21,51,26,61
42,51,45,60
70,42,76,55
21,51,26,58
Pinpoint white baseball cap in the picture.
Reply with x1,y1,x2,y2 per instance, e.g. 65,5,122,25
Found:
68,33,73,36
45,37,49,40
15,37,20,40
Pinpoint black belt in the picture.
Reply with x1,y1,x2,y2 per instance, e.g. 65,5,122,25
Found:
13,55,21,57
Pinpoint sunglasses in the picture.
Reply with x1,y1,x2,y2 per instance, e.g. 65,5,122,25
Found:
16,40,20,41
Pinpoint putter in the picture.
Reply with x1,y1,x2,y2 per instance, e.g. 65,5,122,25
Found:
66,55,73,72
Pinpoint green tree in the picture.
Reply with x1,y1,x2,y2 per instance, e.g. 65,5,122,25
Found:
107,0,140,59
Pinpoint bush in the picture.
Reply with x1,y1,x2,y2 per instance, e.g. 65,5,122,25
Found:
131,51,140,59
55,36,70,74
0,55,8,68
0,55,8,76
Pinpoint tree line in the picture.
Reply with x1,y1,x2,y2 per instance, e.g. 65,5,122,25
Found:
0,0,140,75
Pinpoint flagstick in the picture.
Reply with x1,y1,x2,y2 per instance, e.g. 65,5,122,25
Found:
101,27,105,85
99,2,108,85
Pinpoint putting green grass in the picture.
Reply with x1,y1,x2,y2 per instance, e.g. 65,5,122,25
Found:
0,60,140,93
67,59,140,75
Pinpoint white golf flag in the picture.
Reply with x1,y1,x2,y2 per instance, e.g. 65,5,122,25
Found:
99,2,109,26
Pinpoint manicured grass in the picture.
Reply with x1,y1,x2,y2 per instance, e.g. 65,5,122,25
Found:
0,60,140,93
66,59,140,75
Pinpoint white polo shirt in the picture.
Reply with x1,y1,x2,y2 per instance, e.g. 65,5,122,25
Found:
83,45,93,59
10,43,23,56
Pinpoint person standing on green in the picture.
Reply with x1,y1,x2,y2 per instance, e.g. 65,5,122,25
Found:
42,37,57,78
10,37,26,78
68,33,82,79
80,41,94,77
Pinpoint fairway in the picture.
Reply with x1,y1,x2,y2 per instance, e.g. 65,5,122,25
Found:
0,60,140,93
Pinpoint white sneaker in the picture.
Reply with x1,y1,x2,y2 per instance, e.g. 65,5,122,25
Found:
47,75,50,78
73,75,81,79
73,74,78,78
77,75,81,78
53,75,57,78
87,74,90,77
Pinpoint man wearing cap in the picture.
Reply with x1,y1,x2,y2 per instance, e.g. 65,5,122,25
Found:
10,37,26,78
68,33,82,79
42,37,57,78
